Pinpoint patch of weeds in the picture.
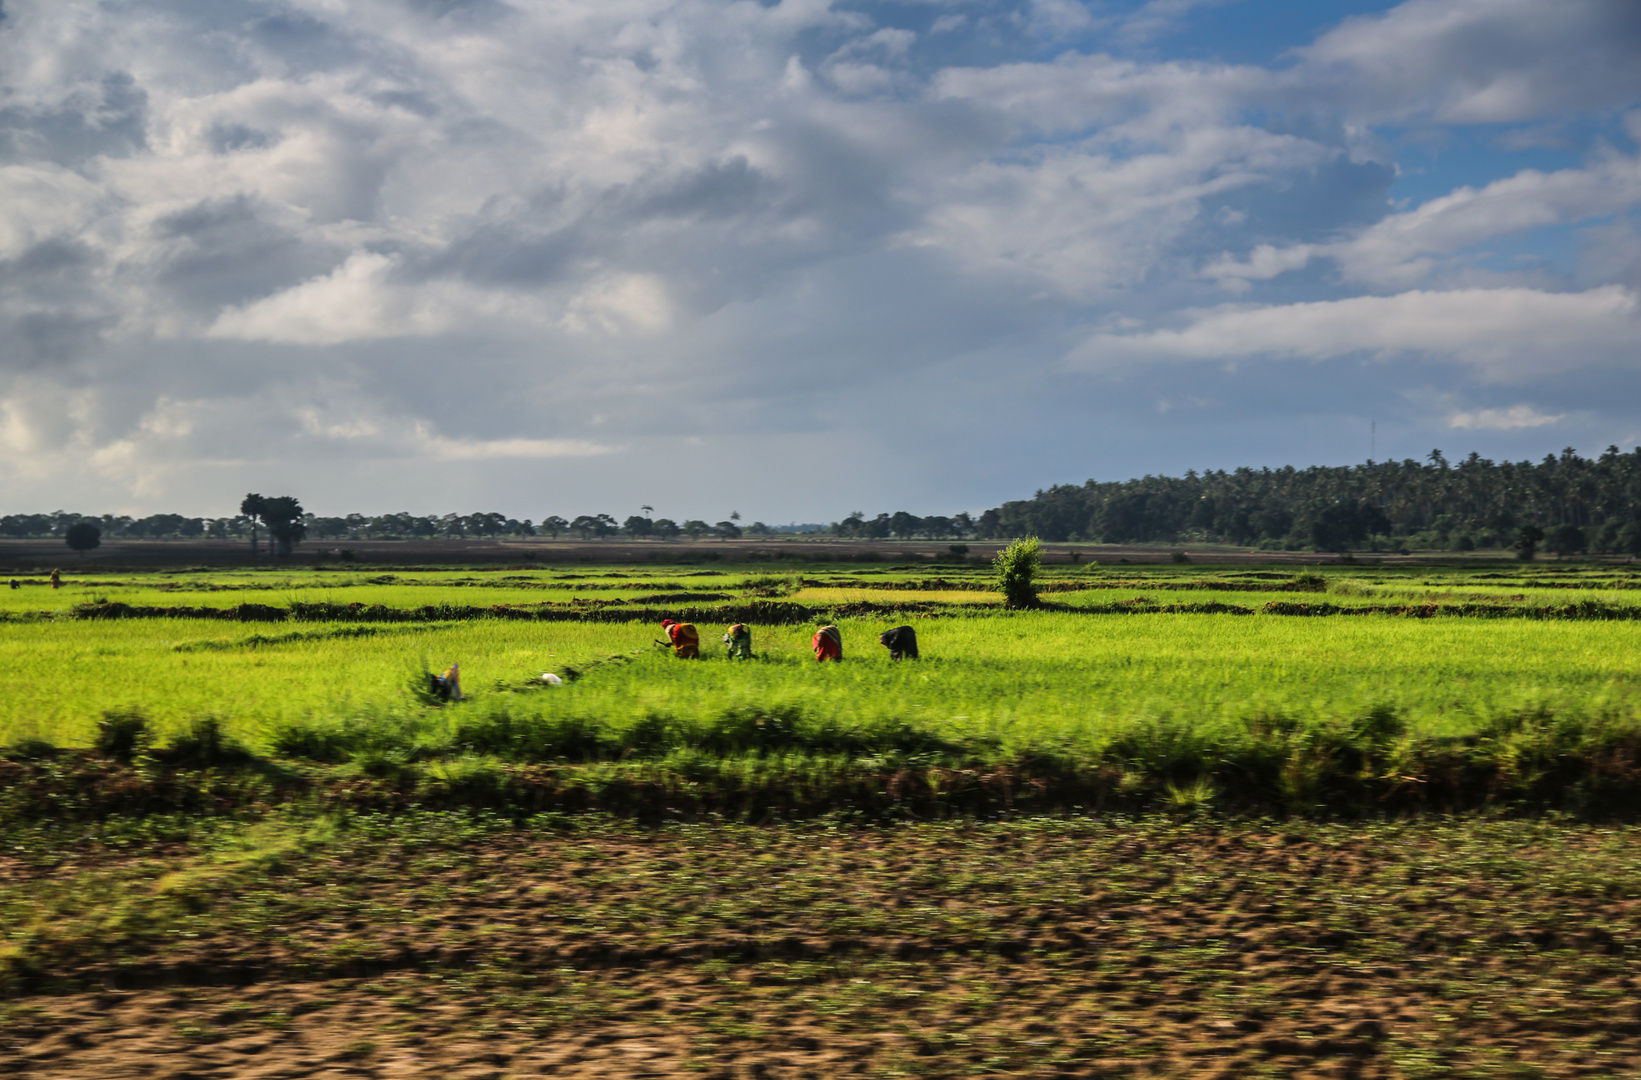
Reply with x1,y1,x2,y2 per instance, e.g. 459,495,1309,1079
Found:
2,736,58,761
94,709,151,763
159,716,259,770
338,1038,379,1059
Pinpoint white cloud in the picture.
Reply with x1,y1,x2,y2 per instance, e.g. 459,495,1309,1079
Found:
1202,243,1318,292
1448,404,1565,430
1070,286,1641,378
1116,0,1236,46
1204,149,1641,289
0,165,105,258
415,427,617,462
1291,0,1641,124
907,127,1334,296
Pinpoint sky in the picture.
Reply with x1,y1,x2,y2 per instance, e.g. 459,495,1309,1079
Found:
0,0,1638,523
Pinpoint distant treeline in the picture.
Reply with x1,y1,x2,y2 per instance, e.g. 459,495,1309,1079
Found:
975,447,1641,554
0,511,774,543
7,447,1641,555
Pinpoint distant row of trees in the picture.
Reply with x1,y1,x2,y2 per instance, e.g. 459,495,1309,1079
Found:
301,511,775,542
4,502,788,553
978,447,1641,554
829,511,977,540
12,447,1641,558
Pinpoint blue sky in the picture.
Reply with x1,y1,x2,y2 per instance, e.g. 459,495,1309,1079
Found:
0,0,1638,522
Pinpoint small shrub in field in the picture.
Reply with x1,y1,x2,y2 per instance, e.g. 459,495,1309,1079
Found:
1170,550,1189,564
268,722,353,764
992,536,1041,609
3,736,58,760
164,716,257,770
348,749,419,782
95,709,151,763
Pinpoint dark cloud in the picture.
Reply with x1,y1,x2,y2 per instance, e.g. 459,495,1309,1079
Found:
625,157,772,221
0,73,148,166
152,197,335,311
207,124,279,154
4,311,108,371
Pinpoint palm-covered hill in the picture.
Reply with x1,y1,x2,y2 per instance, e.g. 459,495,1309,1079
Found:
977,447,1641,554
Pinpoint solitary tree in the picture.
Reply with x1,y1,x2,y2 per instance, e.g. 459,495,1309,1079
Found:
715,520,742,541
993,536,1042,609
683,519,710,541
1515,525,1545,562
260,496,306,556
540,515,569,539
240,493,267,556
65,522,101,557
653,518,681,540
624,515,653,538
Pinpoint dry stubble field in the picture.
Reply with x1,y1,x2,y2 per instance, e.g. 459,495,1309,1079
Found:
6,813,1641,1080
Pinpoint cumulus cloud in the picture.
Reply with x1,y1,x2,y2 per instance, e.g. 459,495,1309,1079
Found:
1205,148,1641,289
1070,286,1641,379
1290,0,1641,123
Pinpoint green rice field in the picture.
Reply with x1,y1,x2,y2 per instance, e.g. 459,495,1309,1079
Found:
4,560,1641,816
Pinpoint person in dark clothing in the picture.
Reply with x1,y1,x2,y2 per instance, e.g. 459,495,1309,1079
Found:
879,625,919,660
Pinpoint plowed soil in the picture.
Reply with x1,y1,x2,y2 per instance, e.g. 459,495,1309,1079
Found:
5,816,1641,1078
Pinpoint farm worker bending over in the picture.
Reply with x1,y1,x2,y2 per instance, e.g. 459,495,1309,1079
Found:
879,625,919,660
431,663,462,702
659,618,700,659
723,623,754,660
812,624,842,662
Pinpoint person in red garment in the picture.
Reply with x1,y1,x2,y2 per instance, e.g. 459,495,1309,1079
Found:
658,618,700,659
811,624,842,662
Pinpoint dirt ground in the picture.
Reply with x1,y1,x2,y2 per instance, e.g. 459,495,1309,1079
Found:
5,816,1641,1078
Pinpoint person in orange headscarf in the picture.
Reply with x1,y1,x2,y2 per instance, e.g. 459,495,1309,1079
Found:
811,624,842,662
659,618,700,659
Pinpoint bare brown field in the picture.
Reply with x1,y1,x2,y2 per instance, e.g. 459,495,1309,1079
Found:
5,816,1640,1079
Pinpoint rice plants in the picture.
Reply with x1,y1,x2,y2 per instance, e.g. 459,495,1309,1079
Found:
5,562,1641,813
